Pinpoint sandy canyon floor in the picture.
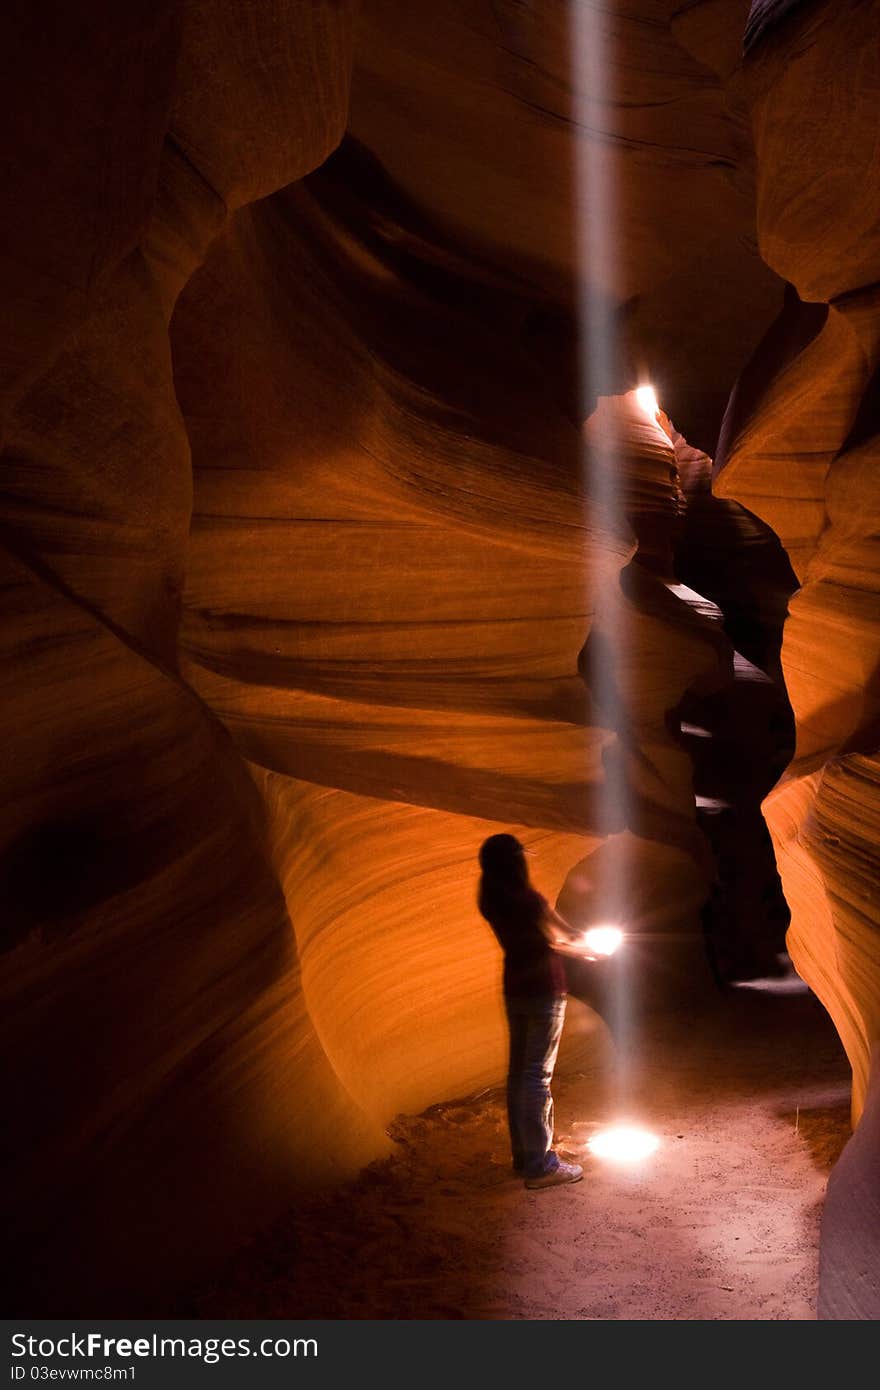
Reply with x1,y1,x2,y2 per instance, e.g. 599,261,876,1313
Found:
183,968,851,1321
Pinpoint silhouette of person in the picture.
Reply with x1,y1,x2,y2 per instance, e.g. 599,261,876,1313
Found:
477,833,590,1189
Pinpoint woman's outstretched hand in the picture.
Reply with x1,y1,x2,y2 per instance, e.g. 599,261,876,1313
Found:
541,905,601,961
550,934,600,962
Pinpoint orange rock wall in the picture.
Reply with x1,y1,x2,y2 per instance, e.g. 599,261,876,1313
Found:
171,160,726,1120
1,1,362,1315
349,0,783,452
716,0,880,1122
715,0,880,1322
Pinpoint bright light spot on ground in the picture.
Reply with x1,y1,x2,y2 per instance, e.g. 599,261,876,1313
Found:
679,721,713,738
635,384,658,418
587,1126,660,1162
582,926,624,957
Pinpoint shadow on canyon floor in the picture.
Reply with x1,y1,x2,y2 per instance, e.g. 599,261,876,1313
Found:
178,978,851,1320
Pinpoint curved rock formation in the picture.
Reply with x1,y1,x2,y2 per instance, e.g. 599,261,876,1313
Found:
718,0,880,1117
716,0,880,1317
1,0,361,1315
349,0,784,452
172,163,727,1077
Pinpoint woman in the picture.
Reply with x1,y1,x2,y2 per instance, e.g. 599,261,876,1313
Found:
477,833,586,1189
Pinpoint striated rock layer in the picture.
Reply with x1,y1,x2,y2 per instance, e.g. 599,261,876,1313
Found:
717,0,880,1318
348,0,785,452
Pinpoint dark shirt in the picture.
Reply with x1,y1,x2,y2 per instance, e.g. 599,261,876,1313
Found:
480,887,567,999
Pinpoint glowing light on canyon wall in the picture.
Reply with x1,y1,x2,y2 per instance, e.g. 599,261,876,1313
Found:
635,384,659,419
636,382,672,439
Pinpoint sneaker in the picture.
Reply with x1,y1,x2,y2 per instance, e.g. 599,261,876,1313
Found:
524,1159,584,1190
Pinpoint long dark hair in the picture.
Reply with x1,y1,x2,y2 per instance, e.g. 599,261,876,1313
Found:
477,833,531,922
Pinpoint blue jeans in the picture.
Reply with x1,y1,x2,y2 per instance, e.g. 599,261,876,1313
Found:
505,994,567,1178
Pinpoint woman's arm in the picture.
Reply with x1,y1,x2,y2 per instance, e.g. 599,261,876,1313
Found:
542,903,579,942
539,902,599,960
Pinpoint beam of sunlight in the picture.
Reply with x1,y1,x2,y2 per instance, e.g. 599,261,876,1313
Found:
573,3,634,1116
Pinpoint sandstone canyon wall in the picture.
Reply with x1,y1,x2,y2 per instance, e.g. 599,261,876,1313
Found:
716,0,880,1318
1,0,377,1316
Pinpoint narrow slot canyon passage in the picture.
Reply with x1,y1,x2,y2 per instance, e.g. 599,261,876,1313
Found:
3,0,880,1328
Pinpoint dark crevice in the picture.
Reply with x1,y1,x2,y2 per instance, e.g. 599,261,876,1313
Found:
672,443,799,984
